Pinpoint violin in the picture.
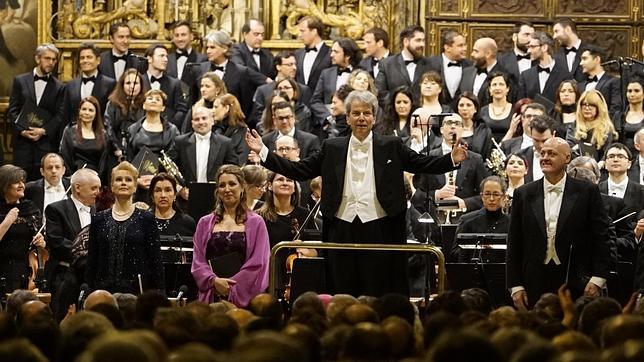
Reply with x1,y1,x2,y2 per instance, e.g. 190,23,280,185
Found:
283,218,300,302
27,216,49,292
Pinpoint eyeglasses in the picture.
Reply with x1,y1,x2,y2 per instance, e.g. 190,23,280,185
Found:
444,119,463,126
580,102,597,109
606,154,628,160
523,113,538,119
275,114,294,121
481,192,504,199
276,146,298,153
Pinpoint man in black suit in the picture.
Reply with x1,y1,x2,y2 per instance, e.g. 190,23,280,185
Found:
261,102,320,159
45,168,100,321
246,90,468,297
518,31,570,106
517,115,556,184
142,44,188,129
175,106,239,187
295,15,332,91
426,30,472,106
310,38,362,128
25,153,70,214
62,42,116,126
553,18,591,82
498,21,535,84
628,128,644,185
500,103,546,155
507,137,611,310
577,46,623,123
250,51,312,126
375,25,433,108
8,43,65,180
599,143,644,216
360,27,390,79
459,37,508,105
194,30,267,123
98,22,135,81
167,20,207,95
230,19,275,79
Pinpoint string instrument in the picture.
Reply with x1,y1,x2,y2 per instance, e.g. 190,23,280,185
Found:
444,133,458,224
159,150,186,186
27,216,49,292
283,217,301,302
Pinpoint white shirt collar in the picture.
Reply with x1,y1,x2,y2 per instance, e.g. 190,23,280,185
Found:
196,131,212,141
608,175,629,189
543,173,566,192
279,127,296,138
350,132,373,146
71,195,90,211
45,180,64,191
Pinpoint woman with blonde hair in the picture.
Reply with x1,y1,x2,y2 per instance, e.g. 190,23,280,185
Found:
181,72,227,133
566,90,617,162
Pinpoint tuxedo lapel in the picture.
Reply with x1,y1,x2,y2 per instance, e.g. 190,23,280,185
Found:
556,179,579,236
373,136,387,189
65,198,82,234
187,135,198,181
25,76,37,105
335,138,350,190
396,55,412,84
530,180,547,240
206,135,222,178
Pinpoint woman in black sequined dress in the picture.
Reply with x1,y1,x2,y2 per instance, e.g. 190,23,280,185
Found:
149,173,195,237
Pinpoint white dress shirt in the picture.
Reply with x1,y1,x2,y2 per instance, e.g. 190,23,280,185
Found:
33,69,48,105
565,39,582,73
516,50,532,74
403,53,417,83
440,142,458,187
607,176,629,199
80,71,98,100
195,132,211,183
538,60,555,93
112,50,127,80
176,48,191,79
442,53,462,98
543,175,565,265
532,150,544,181
584,71,604,92
43,180,67,220
71,195,91,229
212,60,227,80
303,41,323,85
372,51,389,78
639,156,644,185
520,134,533,150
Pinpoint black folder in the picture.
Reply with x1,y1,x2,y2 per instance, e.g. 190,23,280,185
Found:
15,102,51,130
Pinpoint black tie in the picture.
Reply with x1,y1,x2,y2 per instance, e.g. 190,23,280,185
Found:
516,53,530,61
477,68,488,75
150,75,164,83
34,74,49,82
81,76,96,84
538,66,551,73
564,47,577,54
250,49,261,55
211,64,224,72
305,46,317,53
587,75,598,82
371,57,380,67
405,59,417,66
447,62,461,67
112,53,127,62
176,51,188,59
337,67,351,76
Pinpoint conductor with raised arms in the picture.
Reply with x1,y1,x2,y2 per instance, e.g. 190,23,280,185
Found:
245,90,468,297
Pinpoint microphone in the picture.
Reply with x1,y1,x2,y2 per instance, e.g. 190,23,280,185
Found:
176,285,188,301
601,57,624,66
430,113,455,118
78,283,90,310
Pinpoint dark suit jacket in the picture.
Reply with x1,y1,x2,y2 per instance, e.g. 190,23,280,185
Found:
375,54,435,107
517,146,536,183
628,155,641,184
295,43,332,91
262,134,457,239
142,73,188,129
62,74,116,125
359,54,391,79
97,50,138,80
577,74,623,128
507,177,611,301
518,60,571,104
44,198,82,274
458,62,508,105
554,41,592,82
500,136,525,156
25,178,72,213
598,179,644,216
426,55,474,106
497,51,536,87
601,194,636,264
230,42,275,79
174,132,239,184
310,66,345,125
166,49,208,85
262,129,321,160
8,72,66,157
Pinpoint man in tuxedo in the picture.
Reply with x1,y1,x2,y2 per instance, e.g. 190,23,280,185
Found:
310,38,362,128
295,16,332,91
360,27,390,79
500,103,546,155
628,128,644,185
375,25,433,108
459,37,508,105
62,42,116,126
261,102,320,159
507,137,611,310
246,90,468,297
98,22,134,81
577,46,623,123
8,43,65,180
427,30,472,106
194,30,267,122
25,153,70,214
517,115,556,183
142,44,188,129
167,20,207,95
518,31,570,106
230,19,275,79
498,21,535,84
251,51,312,126
599,143,644,216
45,168,100,321
553,18,590,82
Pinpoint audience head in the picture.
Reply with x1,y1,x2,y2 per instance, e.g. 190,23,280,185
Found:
59,311,115,361
600,314,644,349
376,293,415,326
578,297,622,343
341,322,391,361
427,330,504,362
84,290,118,311
5,290,38,320
134,290,172,329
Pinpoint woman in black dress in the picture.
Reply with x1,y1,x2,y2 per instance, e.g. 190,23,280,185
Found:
212,94,249,163
480,72,514,142
60,96,108,178
621,79,644,155
375,86,415,143
86,161,164,294
456,91,493,159
149,173,195,237
550,79,579,138
0,165,46,293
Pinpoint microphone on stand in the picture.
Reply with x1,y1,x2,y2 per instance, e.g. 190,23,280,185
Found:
78,283,90,310
176,285,188,301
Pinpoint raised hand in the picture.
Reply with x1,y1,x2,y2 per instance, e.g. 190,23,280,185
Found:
245,129,264,154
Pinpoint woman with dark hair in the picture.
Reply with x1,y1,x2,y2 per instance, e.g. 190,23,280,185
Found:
213,94,249,163
375,86,415,143
259,90,292,136
326,84,354,138
621,79,644,155
502,98,533,141
480,72,514,142
60,96,108,178
180,71,228,133
149,173,196,237
191,165,270,307
127,89,180,160
412,72,451,128
550,79,580,138
455,91,493,158
0,165,45,293
269,78,313,133
104,69,149,160
504,153,528,198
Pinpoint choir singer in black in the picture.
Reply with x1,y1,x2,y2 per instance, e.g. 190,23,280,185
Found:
245,90,468,297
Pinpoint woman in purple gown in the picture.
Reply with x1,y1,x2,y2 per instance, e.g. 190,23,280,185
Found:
191,165,270,307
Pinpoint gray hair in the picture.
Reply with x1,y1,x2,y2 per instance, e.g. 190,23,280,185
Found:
204,31,233,50
71,168,99,188
344,90,379,119
531,31,554,54
635,128,644,146
567,156,600,180
568,166,598,184
35,43,60,57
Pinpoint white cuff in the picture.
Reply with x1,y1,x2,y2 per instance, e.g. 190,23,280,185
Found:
259,145,269,162
510,286,525,296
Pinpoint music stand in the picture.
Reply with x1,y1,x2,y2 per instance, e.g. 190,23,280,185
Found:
289,257,326,302
187,182,216,221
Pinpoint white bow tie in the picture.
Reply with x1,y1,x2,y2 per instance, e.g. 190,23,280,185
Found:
46,185,65,193
79,205,91,213
351,139,370,153
546,185,562,194
196,133,210,142
611,184,626,194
